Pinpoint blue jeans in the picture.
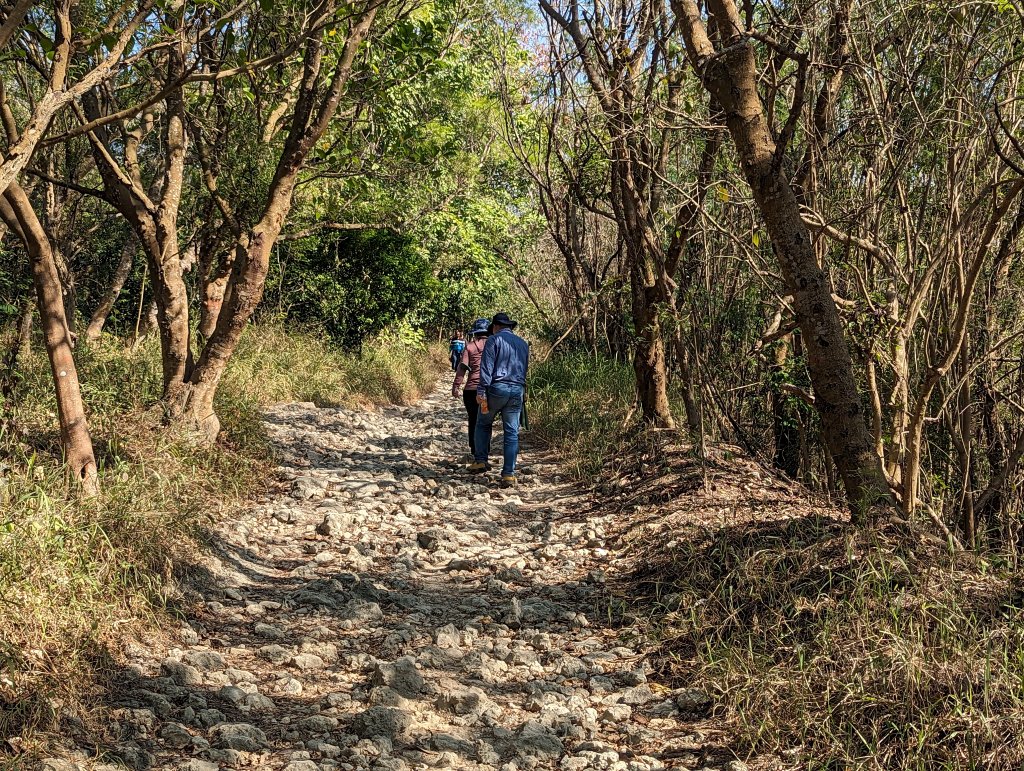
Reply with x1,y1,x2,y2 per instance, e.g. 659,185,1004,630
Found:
474,383,524,476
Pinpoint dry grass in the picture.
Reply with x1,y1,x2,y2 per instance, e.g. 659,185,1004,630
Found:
530,353,1024,769
607,434,1024,770
0,322,443,756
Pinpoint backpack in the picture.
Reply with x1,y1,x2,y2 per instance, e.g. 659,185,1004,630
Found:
450,338,466,355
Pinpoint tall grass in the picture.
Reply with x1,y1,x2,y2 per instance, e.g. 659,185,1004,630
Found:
0,323,443,751
527,351,636,478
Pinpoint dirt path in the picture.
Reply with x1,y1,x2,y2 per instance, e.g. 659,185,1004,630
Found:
39,380,708,771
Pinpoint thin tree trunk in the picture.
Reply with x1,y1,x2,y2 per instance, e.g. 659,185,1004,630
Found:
1,295,32,397
85,235,135,342
199,249,234,340
53,246,77,338
674,333,701,432
139,299,158,338
0,182,97,492
771,339,801,478
15,295,32,359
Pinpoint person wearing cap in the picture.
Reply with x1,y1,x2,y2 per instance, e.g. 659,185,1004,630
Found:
452,318,490,458
470,312,530,487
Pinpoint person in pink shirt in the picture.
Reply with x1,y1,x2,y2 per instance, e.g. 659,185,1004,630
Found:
452,318,490,458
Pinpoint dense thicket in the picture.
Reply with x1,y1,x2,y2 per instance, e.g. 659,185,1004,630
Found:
507,0,1024,543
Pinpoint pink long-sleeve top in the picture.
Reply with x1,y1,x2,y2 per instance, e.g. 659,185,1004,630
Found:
452,337,487,395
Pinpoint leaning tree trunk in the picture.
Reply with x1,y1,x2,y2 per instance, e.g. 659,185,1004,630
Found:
85,235,135,342
676,0,892,516
0,182,97,492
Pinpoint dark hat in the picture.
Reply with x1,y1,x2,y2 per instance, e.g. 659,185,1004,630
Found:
488,312,518,334
470,318,490,336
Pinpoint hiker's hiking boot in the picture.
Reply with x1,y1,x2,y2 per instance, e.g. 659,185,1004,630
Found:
468,462,490,474
500,475,517,488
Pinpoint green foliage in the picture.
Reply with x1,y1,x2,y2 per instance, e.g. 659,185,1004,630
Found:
267,229,435,349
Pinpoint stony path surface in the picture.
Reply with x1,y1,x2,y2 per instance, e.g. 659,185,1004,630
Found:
41,380,708,771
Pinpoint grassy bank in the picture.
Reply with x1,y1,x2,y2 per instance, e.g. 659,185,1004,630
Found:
633,513,1024,769
527,351,636,479
532,351,1024,769
0,324,443,749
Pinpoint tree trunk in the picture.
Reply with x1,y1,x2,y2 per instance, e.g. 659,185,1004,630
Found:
85,235,135,342
676,0,892,516
181,237,276,441
631,282,674,428
53,246,77,338
82,50,193,400
199,248,235,340
146,228,193,397
139,299,158,339
674,333,701,432
0,182,97,492
771,340,801,478
174,0,382,440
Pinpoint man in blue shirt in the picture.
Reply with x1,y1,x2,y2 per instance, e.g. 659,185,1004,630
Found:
469,312,529,487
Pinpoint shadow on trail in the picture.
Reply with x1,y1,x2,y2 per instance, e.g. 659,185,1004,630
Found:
55,388,703,770
85,525,627,769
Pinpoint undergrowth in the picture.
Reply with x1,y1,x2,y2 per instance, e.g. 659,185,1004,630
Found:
0,323,442,752
631,509,1024,769
535,351,1024,769
527,351,636,479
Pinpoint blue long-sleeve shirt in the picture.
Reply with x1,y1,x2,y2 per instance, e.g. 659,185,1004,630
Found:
477,328,529,398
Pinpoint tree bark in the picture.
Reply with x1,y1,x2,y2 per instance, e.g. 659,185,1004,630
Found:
82,32,194,399
674,332,701,432
0,182,97,492
199,248,235,340
631,277,674,427
676,0,892,516
85,235,136,342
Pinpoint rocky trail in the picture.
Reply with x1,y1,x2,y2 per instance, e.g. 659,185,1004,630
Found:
41,380,716,771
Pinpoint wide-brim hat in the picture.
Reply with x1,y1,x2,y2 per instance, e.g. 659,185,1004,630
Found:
487,312,518,334
470,318,489,336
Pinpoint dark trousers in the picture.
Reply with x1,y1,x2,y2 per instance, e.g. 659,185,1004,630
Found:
462,390,479,455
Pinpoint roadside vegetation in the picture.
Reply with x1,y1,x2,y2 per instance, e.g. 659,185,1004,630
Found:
531,351,1024,769
2,0,1024,766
